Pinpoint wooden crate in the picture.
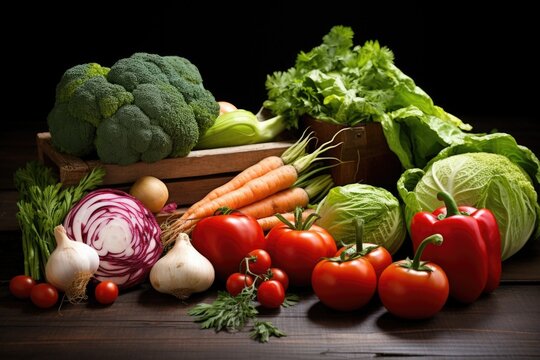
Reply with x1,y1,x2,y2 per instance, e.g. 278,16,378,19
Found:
304,118,403,191
36,132,293,207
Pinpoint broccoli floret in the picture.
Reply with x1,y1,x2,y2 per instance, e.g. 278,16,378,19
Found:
164,55,203,84
107,55,169,92
95,105,172,164
68,76,133,126
47,103,96,156
55,63,110,104
133,83,199,157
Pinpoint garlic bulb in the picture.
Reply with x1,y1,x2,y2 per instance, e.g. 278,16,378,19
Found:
45,225,100,303
150,233,215,299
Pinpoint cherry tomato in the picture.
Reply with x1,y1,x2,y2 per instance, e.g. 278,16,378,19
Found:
268,268,289,291
226,273,254,296
95,281,119,305
30,283,59,309
257,280,285,309
192,209,265,281
311,257,377,311
242,249,272,275
336,243,392,279
218,101,238,115
266,223,337,287
9,275,36,299
378,260,449,319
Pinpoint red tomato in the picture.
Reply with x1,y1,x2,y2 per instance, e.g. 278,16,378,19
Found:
268,268,289,291
226,273,254,296
95,281,119,305
311,257,377,311
266,223,337,287
9,275,36,299
242,249,272,275
30,283,59,309
192,211,266,281
257,280,285,309
218,101,238,115
378,261,449,319
336,243,392,279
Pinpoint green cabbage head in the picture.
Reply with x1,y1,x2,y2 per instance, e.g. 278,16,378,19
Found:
316,184,406,254
398,133,540,260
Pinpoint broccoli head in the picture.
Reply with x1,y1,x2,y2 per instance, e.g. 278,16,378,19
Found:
47,53,220,164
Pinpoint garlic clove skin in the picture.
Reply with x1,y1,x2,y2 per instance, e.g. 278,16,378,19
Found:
150,233,214,299
45,225,100,303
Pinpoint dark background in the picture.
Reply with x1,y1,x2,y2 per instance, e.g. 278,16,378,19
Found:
5,2,538,152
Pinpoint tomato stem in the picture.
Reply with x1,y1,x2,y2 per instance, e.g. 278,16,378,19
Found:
275,206,320,231
411,234,443,271
354,217,364,253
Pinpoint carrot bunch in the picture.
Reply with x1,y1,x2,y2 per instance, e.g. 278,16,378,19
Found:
161,131,342,247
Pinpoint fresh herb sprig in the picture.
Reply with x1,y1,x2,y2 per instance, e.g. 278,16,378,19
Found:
14,161,105,280
188,285,291,343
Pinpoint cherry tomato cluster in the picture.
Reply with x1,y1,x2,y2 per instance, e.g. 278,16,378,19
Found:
9,274,119,308
226,249,289,309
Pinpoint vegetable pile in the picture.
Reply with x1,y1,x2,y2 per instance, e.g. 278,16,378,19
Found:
48,53,220,165
265,25,473,169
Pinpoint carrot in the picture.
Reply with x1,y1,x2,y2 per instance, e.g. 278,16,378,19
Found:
161,129,345,246
162,164,299,245
257,209,315,232
238,174,333,220
238,187,309,219
174,130,313,223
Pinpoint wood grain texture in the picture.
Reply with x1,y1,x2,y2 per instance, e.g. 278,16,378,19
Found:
0,284,539,359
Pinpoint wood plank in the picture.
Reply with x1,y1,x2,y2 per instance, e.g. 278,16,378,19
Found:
0,284,538,358
37,132,292,185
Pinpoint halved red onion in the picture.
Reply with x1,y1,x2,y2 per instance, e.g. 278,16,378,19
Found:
64,189,162,289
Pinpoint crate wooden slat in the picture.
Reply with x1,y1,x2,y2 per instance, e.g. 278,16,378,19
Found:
37,132,292,207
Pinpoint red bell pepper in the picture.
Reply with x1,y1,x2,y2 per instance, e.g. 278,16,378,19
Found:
410,191,501,303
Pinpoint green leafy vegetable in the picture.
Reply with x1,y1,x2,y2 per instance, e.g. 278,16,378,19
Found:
315,184,406,254
250,321,286,343
264,25,472,169
398,133,540,260
14,162,105,280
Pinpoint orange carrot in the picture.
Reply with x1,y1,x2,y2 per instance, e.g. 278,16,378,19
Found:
175,130,313,223
238,187,310,220
162,165,299,245
257,209,315,232
238,173,332,223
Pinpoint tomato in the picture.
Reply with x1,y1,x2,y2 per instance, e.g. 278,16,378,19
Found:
9,275,36,299
226,273,254,296
30,283,59,309
257,280,285,309
95,281,119,305
242,249,272,275
378,261,449,319
266,223,336,287
192,210,266,281
218,101,238,115
268,268,289,291
311,257,377,311
336,243,392,279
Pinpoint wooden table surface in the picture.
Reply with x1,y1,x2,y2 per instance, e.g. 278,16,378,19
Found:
1,121,539,359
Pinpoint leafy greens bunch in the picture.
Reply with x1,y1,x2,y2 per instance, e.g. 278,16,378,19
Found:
264,26,472,169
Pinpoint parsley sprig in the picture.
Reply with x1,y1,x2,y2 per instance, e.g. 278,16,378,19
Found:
189,284,298,343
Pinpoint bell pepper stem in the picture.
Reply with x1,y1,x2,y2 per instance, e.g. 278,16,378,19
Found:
437,191,461,217
411,234,444,270
353,217,364,252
